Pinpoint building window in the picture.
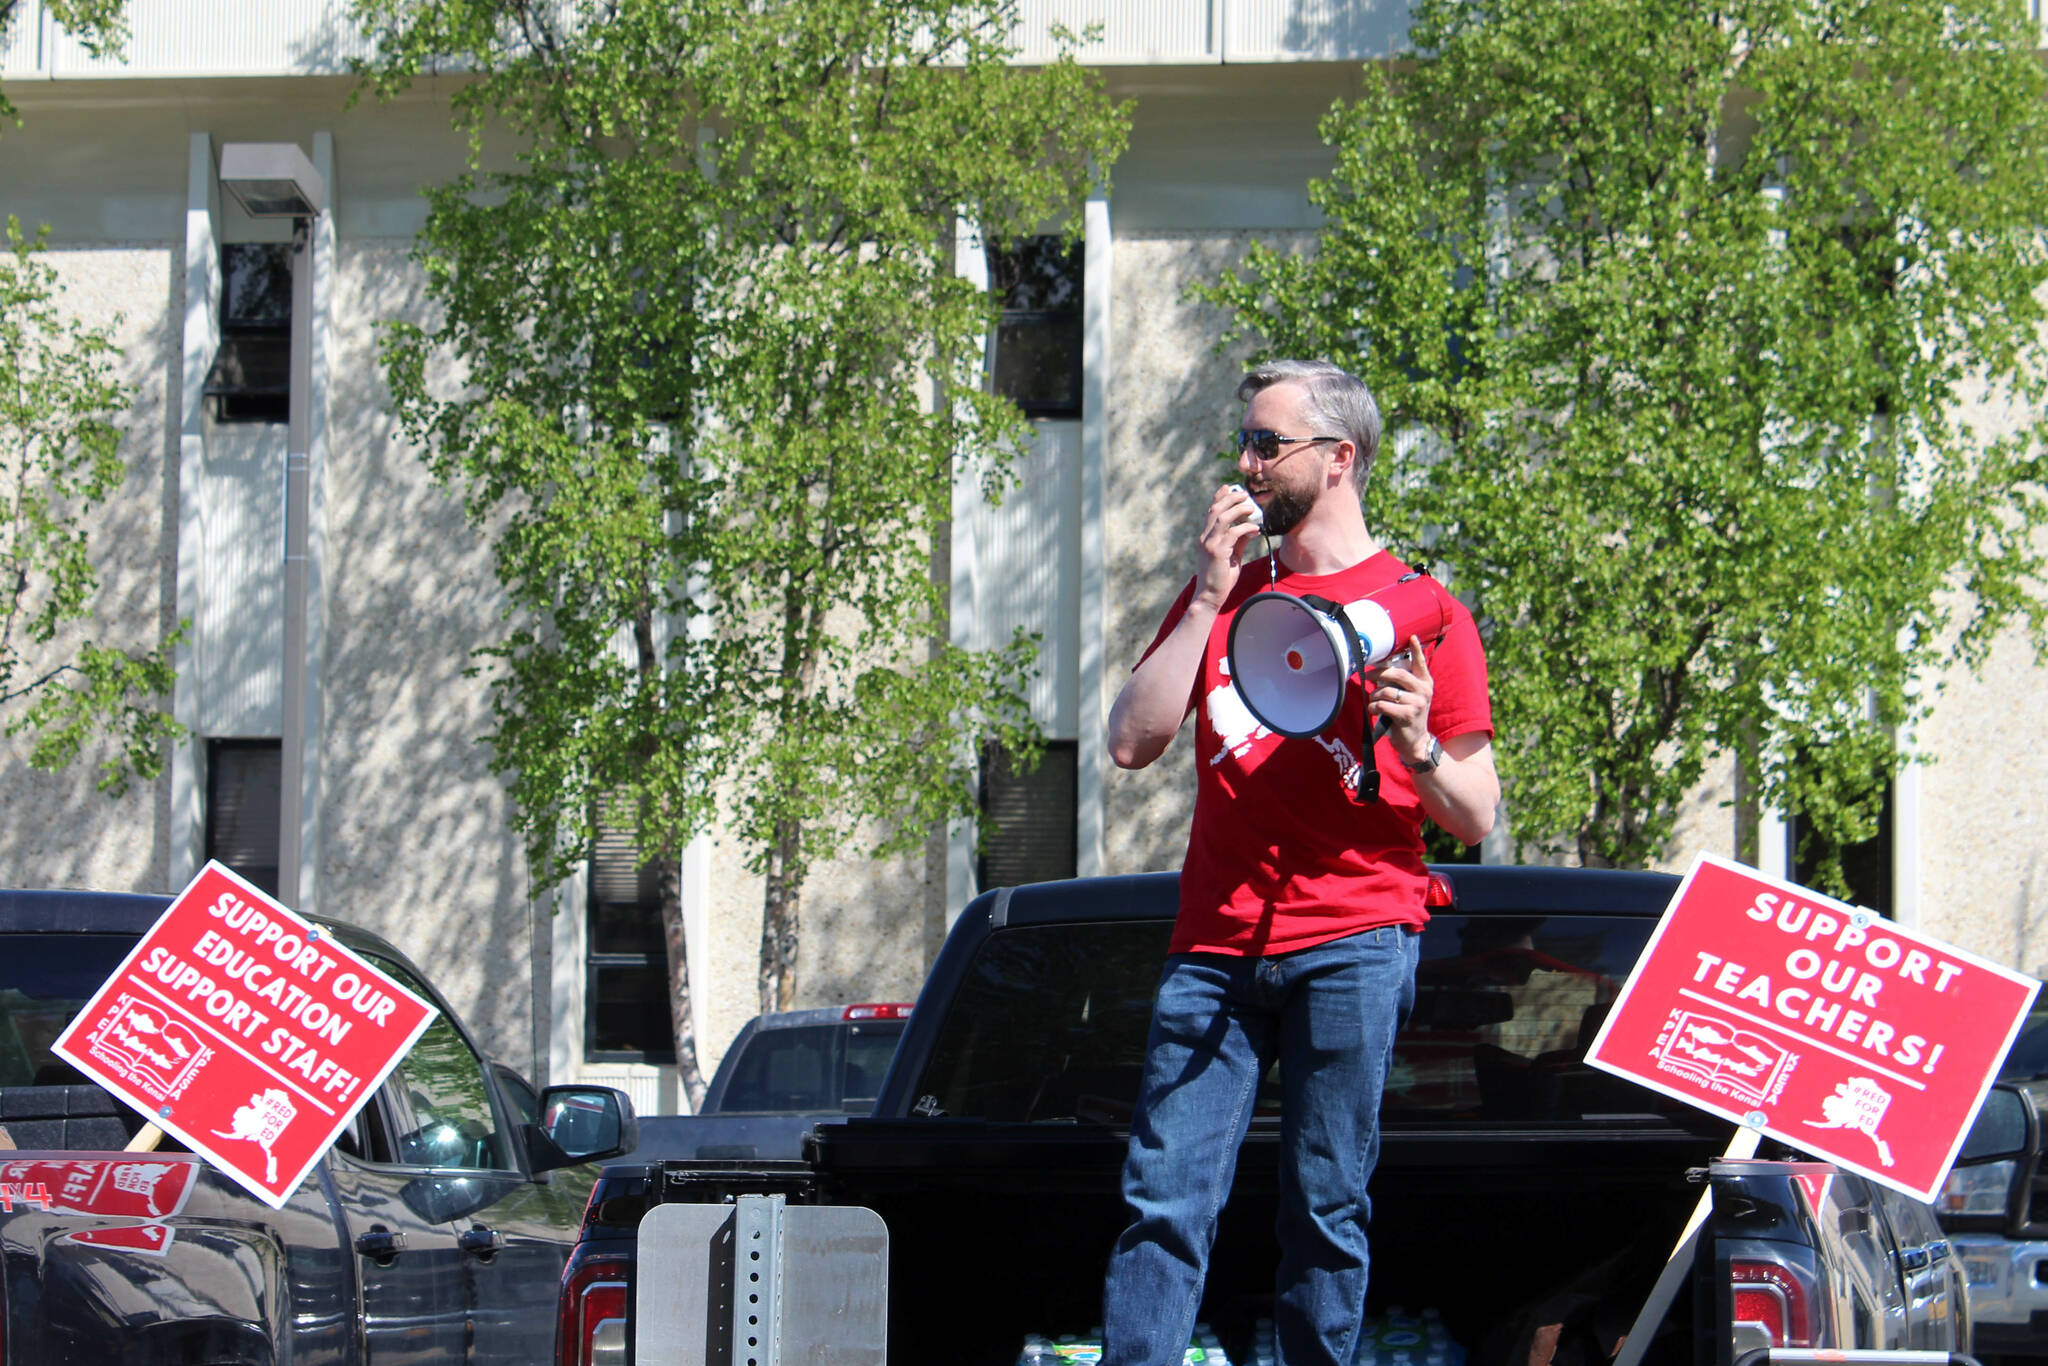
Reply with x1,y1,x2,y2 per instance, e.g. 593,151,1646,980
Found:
585,816,676,1065
1786,775,1895,918
988,236,1083,419
978,740,1077,889
206,739,281,897
204,242,293,424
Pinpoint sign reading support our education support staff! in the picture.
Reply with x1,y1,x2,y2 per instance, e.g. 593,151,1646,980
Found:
52,862,437,1210
1586,852,2040,1202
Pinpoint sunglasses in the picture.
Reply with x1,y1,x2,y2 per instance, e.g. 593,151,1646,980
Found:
1234,429,1344,462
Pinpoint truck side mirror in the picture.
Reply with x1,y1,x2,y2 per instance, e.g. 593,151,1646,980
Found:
528,1085,641,1175
1955,1082,2035,1166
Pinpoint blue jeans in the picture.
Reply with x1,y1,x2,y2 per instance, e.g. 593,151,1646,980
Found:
1101,925,1419,1366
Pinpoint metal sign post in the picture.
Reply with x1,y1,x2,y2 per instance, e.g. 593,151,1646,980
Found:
638,1194,888,1366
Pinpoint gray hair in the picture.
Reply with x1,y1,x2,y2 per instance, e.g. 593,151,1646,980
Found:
1237,359,1382,490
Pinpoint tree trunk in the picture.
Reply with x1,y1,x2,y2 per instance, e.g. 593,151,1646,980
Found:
656,855,708,1112
759,816,802,1013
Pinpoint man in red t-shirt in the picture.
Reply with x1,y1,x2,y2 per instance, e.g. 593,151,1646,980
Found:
1100,360,1498,1366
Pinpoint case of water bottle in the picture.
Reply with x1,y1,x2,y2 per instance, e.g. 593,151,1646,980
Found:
1015,1307,1464,1366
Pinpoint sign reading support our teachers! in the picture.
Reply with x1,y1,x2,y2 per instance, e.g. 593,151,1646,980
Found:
1586,853,2040,1202
52,862,437,1210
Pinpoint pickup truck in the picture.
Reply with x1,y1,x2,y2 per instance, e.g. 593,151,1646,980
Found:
625,1002,913,1162
1938,1003,2048,1359
0,886,639,1365
562,866,2013,1366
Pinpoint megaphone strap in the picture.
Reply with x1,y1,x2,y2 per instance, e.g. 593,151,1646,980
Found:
1351,713,1390,806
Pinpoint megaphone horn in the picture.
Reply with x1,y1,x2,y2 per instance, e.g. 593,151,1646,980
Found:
1227,592,1359,739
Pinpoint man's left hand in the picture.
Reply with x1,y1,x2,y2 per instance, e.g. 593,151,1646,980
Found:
1367,636,1436,767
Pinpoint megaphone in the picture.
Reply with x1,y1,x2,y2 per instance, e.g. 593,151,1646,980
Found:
1226,572,1455,740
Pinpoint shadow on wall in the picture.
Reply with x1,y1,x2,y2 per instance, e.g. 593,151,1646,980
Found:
286,6,371,75
2018,853,2047,981
799,844,933,1009
1275,0,1414,61
314,240,532,1073
0,246,181,895
1101,231,1291,877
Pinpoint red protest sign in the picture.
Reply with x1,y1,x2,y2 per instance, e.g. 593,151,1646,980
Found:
1586,853,2040,1201
51,862,438,1209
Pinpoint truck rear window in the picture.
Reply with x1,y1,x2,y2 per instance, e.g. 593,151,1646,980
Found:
912,915,1696,1126
0,934,143,1086
719,1021,907,1114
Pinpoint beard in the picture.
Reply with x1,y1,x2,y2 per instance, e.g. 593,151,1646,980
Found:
1256,481,1317,538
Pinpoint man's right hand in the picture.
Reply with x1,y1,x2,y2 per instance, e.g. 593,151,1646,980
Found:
1109,486,1263,770
1197,483,1264,607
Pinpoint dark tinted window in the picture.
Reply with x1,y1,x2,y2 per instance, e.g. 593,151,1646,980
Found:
910,914,1694,1125
206,739,281,898
842,1021,905,1111
913,920,1169,1124
720,1025,839,1113
988,236,1083,418
371,956,513,1171
979,740,1077,888
2000,1008,2048,1080
495,1064,541,1127
0,934,141,1086
1788,771,1895,918
205,242,293,423
1398,914,1685,1122
584,806,673,1064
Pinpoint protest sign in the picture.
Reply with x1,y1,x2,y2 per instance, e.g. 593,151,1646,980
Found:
52,862,437,1209
1586,852,2039,1201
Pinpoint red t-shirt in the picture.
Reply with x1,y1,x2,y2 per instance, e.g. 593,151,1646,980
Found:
1137,550,1494,957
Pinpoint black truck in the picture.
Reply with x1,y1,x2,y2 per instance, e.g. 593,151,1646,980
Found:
1936,1003,2048,1359
0,887,639,1365
562,866,2025,1366
624,1002,914,1164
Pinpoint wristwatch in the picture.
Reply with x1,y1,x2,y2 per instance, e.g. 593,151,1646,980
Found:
1400,736,1444,774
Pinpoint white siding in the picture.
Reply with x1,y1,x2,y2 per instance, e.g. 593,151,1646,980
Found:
12,0,2048,81
5,0,1438,80
196,425,285,737
966,423,1084,739
1012,0,1217,65
0,3,41,76
33,0,372,77
1222,0,1415,62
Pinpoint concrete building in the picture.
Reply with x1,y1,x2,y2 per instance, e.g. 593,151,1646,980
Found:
3,0,2044,1110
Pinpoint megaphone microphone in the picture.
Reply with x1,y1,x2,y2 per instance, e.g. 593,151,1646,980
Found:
1225,572,1455,802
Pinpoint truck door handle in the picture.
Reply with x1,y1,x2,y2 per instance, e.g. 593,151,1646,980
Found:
458,1226,505,1259
1900,1239,1952,1272
354,1228,407,1264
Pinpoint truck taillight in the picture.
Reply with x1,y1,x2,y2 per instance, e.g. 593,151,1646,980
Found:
1730,1258,1813,1348
558,1252,630,1366
843,1003,912,1020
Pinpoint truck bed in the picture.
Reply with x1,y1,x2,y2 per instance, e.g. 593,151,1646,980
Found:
594,868,1973,1366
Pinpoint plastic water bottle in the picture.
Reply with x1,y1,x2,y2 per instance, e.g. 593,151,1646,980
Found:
1020,1336,1057,1366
